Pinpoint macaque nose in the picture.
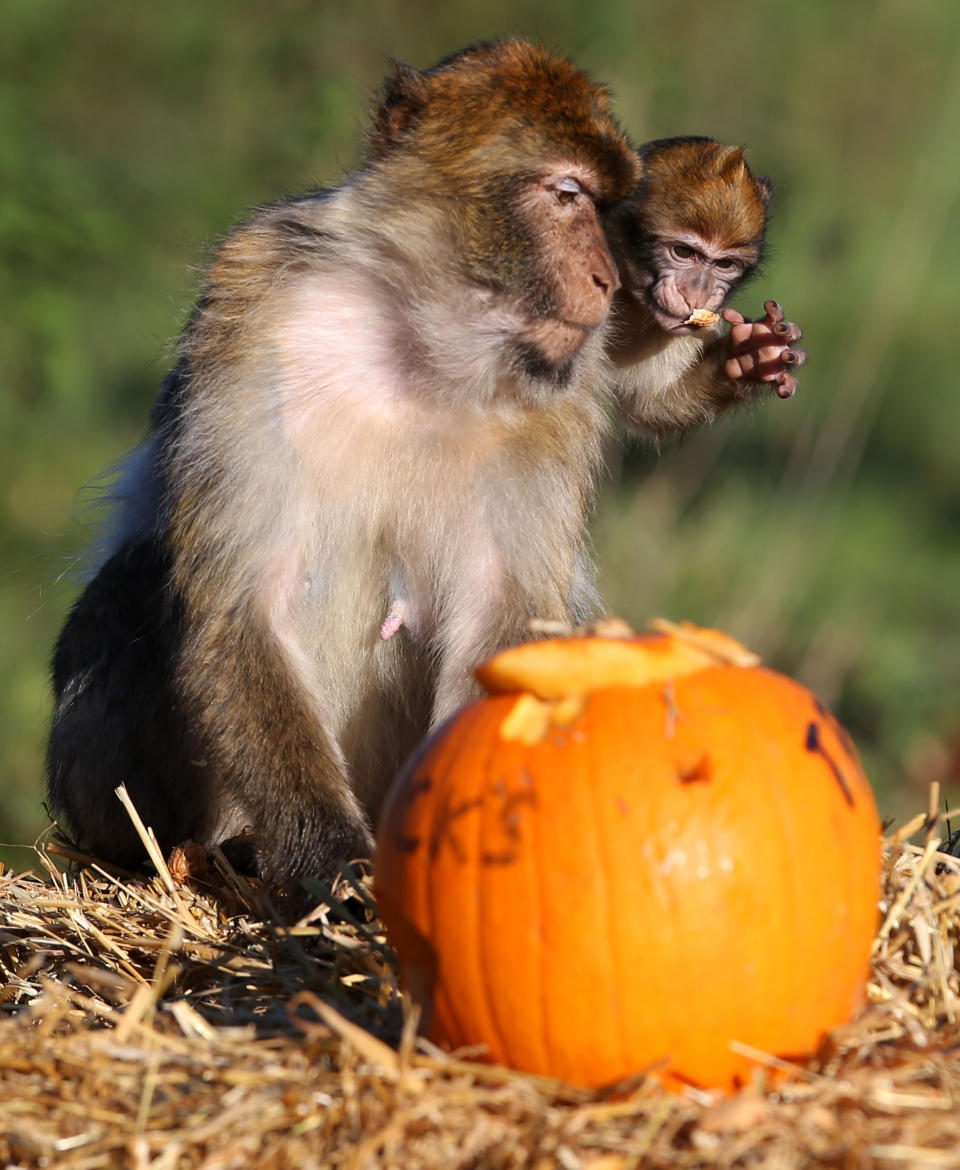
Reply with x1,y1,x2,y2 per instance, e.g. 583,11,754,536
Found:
557,218,620,328
677,267,712,310
593,252,620,300
593,267,617,298
574,249,619,325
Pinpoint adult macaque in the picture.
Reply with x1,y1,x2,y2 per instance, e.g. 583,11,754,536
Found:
47,41,642,889
604,136,806,436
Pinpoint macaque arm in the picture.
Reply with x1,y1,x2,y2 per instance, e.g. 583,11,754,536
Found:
178,589,375,885
613,300,806,437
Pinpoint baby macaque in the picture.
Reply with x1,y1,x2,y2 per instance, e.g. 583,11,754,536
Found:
605,135,805,435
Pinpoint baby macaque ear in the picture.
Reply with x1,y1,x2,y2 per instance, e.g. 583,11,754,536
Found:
369,61,431,158
755,175,774,204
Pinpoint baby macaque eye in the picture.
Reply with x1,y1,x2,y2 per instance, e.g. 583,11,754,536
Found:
672,243,695,259
715,257,739,271
554,177,583,205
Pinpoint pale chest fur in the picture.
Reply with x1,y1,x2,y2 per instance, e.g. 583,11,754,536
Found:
262,273,609,632
186,267,608,766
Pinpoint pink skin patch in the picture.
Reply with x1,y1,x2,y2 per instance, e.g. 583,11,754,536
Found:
380,603,406,641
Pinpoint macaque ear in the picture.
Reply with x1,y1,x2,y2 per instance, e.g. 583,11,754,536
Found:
756,175,774,204
370,62,431,158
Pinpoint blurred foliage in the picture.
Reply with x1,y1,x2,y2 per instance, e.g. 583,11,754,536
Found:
2,0,959,867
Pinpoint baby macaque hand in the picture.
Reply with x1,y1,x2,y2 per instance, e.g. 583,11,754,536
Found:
722,300,805,399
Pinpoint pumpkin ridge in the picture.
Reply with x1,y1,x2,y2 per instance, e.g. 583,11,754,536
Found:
525,761,552,1077
759,688,806,1054
432,714,481,1054
834,746,861,1022
474,723,513,1068
820,701,879,1015
422,735,454,1046
586,697,628,1081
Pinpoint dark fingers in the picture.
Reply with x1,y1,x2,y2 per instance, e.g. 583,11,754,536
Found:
776,372,798,398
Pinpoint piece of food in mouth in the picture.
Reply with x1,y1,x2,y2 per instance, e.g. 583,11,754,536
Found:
684,308,720,328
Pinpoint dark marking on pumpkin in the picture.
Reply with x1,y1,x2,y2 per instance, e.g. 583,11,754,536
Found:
678,754,712,784
482,779,537,865
429,790,484,863
393,776,433,852
814,697,859,765
481,847,519,865
805,721,854,807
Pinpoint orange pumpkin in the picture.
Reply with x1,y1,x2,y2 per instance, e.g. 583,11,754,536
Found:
374,622,881,1092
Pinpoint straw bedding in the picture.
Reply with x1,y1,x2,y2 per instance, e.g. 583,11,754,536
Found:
2,792,960,1169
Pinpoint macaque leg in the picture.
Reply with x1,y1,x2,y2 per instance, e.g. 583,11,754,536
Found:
431,626,490,727
179,599,375,886
48,543,201,868
722,300,807,398
430,587,520,727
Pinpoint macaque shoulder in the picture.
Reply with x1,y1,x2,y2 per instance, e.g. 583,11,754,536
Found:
183,192,411,412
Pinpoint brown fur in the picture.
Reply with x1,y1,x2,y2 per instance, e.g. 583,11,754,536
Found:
636,136,770,250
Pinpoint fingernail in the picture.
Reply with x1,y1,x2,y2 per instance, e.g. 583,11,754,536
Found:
782,349,798,364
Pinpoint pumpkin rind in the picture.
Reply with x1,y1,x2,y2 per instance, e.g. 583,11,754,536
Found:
375,643,881,1093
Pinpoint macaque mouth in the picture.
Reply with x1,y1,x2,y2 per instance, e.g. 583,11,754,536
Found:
650,300,715,336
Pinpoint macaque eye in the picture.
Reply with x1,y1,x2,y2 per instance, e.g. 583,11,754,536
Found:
671,244,695,260
554,177,584,205
715,258,739,271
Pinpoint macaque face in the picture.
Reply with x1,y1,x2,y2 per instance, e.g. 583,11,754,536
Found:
605,137,772,342
645,233,758,335
370,41,640,381
509,164,622,367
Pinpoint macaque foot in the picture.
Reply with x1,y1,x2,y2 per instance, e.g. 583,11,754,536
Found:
722,300,806,399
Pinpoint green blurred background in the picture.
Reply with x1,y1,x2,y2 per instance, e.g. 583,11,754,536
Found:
3,0,959,869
